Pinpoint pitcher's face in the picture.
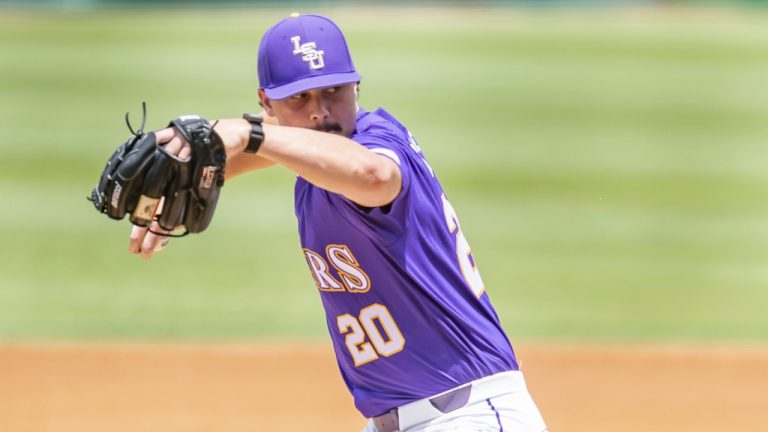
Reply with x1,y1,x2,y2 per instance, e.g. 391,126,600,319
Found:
259,83,358,137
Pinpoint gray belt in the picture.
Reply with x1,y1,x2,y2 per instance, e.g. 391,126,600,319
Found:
372,384,471,432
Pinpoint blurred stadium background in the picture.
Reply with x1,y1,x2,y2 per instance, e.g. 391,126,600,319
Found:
0,0,766,344
2,1,767,431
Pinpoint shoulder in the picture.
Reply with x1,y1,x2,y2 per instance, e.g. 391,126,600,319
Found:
353,108,410,146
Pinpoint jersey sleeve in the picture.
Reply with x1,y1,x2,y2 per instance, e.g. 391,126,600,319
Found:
334,120,415,243
352,123,412,200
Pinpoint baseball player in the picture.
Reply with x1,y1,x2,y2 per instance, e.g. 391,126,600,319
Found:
130,13,547,432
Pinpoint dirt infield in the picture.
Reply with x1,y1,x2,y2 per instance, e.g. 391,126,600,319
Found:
1,343,766,432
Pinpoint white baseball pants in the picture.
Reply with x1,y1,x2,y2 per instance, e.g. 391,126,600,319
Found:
362,371,547,432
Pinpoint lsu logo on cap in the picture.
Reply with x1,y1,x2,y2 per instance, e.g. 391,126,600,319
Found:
291,36,325,70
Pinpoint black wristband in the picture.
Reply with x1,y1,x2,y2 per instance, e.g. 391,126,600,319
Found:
242,113,265,154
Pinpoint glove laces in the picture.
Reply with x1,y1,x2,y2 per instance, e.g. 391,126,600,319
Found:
125,101,148,136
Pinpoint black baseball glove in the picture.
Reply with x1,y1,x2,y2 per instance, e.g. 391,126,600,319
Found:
89,105,227,236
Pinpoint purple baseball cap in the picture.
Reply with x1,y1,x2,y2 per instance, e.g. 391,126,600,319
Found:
258,13,361,100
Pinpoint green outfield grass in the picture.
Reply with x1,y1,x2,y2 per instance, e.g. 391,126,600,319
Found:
1,6,767,342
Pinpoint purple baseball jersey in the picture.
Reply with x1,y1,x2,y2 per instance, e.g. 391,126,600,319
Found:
295,107,519,417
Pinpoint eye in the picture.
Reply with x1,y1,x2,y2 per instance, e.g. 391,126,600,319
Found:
324,86,340,94
291,92,308,100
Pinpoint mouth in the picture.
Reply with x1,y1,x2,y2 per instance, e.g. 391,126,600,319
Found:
315,122,343,134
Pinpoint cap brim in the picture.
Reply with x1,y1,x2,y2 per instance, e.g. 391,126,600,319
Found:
263,71,361,100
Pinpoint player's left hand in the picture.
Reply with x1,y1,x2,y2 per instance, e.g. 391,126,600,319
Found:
90,111,228,253
153,118,254,159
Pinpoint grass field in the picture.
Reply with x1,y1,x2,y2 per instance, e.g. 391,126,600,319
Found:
1,5,767,343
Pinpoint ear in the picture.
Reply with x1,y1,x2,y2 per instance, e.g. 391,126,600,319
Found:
258,88,276,116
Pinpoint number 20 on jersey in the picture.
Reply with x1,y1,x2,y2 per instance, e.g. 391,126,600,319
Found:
337,303,405,367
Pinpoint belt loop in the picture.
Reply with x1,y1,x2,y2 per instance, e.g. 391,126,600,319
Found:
373,409,399,432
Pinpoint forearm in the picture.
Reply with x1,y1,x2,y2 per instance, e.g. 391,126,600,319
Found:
257,124,401,207
213,118,400,206
212,118,275,180
225,152,275,180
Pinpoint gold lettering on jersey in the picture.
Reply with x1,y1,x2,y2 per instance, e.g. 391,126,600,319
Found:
326,244,371,293
302,245,371,294
303,248,344,292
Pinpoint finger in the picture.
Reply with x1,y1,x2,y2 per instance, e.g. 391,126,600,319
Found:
129,225,149,255
154,235,171,253
154,127,177,144
162,136,186,156
141,221,169,260
151,200,171,253
177,145,191,161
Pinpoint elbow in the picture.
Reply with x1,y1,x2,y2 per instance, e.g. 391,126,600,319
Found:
352,158,402,207
364,160,397,188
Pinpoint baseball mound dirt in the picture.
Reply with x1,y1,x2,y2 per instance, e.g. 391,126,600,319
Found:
0,343,765,431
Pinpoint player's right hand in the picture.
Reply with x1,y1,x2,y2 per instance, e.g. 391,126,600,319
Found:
126,127,192,259
125,114,272,258
129,221,173,259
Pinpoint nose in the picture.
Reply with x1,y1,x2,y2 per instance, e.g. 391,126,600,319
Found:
308,94,330,122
